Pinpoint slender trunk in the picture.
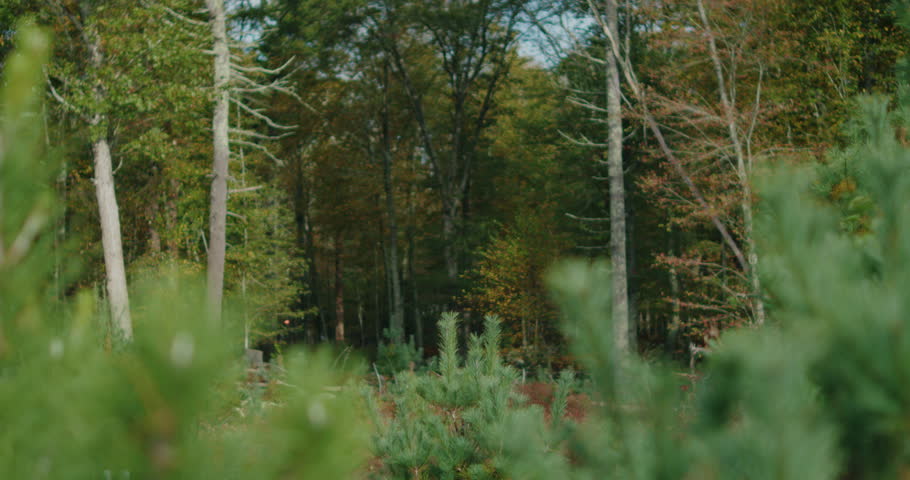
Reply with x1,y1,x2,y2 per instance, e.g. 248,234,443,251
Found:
606,0,630,353
381,77,405,342
442,207,458,280
205,0,230,321
93,136,132,340
165,178,179,254
741,199,765,324
334,237,345,343
627,188,638,350
88,31,132,340
407,189,423,351
358,297,365,347
146,179,162,254
667,232,682,350
697,0,766,325
521,316,528,350
373,246,382,345
294,158,322,334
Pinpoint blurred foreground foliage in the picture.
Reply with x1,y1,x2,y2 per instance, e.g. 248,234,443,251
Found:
0,27,367,480
5,21,910,480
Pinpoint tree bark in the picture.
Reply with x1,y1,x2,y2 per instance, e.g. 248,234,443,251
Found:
606,0,630,353
88,29,132,340
408,227,423,350
591,0,749,274
667,231,682,350
205,0,230,321
92,136,132,340
165,178,179,255
334,236,345,343
381,91,405,339
442,206,459,280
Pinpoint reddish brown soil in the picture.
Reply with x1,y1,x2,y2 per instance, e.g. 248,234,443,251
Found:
514,382,591,423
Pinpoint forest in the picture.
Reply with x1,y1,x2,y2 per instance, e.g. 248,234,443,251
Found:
3,0,910,478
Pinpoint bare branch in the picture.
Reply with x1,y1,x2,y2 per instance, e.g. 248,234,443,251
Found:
566,213,610,222
558,129,608,148
229,186,263,194
6,208,49,266
229,127,294,141
226,211,247,221
229,98,296,130
230,56,296,76
230,139,286,166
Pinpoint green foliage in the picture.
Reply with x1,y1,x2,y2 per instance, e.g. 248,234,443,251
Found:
376,327,424,376
0,29,366,480
759,91,910,477
0,23,53,306
227,184,309,346
367,313,569,479
497,79,910,480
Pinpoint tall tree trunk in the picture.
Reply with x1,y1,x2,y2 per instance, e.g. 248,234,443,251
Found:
205,0,230,321
667,231,682,350
334,237,345,343
374,245,382,346
88,31,132,340
381,73,405,342
92,136,132,340
165,178,179,255
293,154,321,336
606,0,630,353
591,0,749,275
741,201,766,324
442,206,459,280
408,229,423,352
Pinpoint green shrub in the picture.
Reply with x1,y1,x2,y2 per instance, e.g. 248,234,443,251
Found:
366,313,571,479
375,327,425,376
495,93,910,480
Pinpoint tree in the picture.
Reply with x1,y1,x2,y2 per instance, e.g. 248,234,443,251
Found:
203,0,299,323
42,0,149,339
205,0,230,321
603,0,630,350
374,0,529,284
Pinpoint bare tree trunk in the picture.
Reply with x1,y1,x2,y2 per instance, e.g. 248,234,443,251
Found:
206,0,230,321
165,178,179,255
407,188,423,351
742,201,766,324
696,0,766,325
667,231,682,349
381,76,405,342
88,31,132,340
334,237,345,343
92,136,132,340
606,0,630,353
591,0,749,274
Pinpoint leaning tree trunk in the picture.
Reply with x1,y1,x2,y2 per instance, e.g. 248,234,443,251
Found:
205,0,230,321
88,31,132,340
697,0,766,325
92,136,132,340
606,0,630,353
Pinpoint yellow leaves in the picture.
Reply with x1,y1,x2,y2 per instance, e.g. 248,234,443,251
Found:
830,177,856,200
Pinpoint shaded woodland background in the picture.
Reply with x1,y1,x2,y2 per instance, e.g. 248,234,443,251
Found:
2,0,907,367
